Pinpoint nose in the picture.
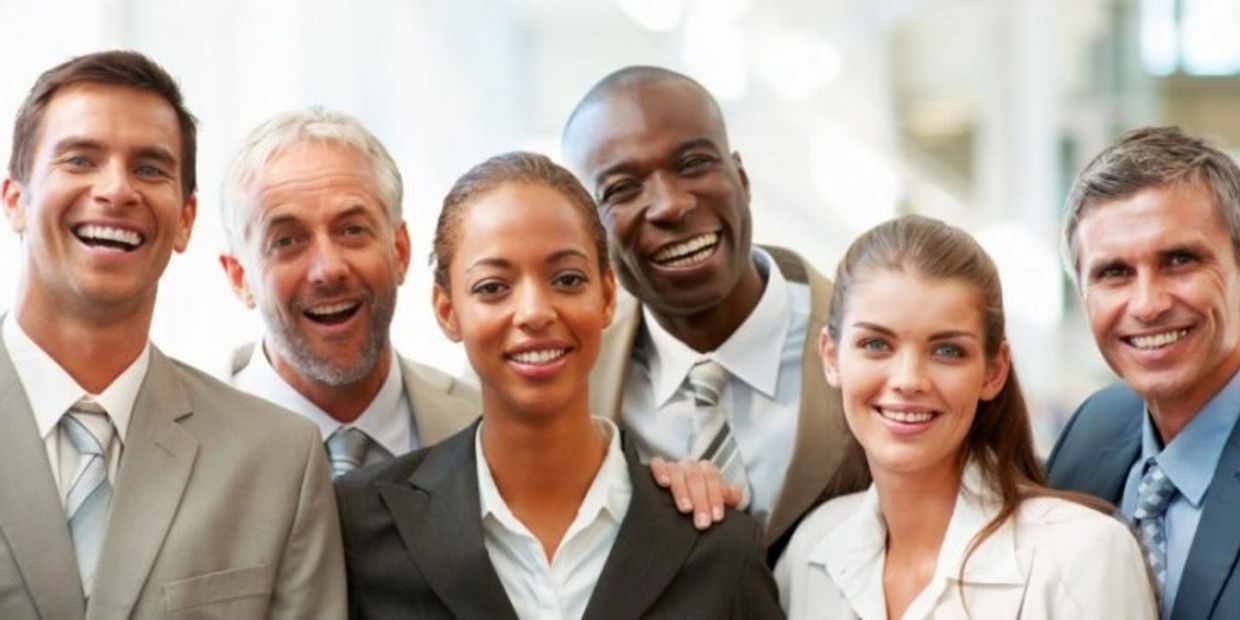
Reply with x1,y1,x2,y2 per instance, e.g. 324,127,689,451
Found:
1129,271,1172,323
307,236,349,286
889,350,929,395
93,161,139,208
514,280,555,332
644,172,695,224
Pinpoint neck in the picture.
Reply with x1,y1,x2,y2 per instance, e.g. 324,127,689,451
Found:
16,298,151,394
1147,351,1240,444
268,341,393,424
873,459,962,562
648,259,765,353
480,402,608,504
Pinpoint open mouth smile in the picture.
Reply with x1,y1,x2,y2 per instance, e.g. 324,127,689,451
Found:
73,224,144,251
875,406,938,424
303,300,362,325
1124,328,1190,350
648,232,719,269
507,348,569,365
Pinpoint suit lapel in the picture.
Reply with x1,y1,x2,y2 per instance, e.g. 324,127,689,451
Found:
1172,416,1240,620
584,439,697,619
87,348,198,619
400,357,478,446
0,344,85,619
378,426,516,619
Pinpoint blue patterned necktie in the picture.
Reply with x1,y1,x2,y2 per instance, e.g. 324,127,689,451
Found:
687,360,751,508
61,397,115,597
1133,458,1178,592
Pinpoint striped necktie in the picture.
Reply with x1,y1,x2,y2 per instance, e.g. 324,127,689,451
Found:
61,397,115,596
687,360,751,508
326,427,373,478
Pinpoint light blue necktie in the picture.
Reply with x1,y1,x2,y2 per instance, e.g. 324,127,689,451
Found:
61,398,114,597
1133,458,1178,592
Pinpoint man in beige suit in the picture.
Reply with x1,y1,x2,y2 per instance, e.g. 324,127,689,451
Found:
0,51,344,618
217,108,478,473
562,66,869,564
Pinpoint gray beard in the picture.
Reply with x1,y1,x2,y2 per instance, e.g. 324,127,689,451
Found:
261,289,396,388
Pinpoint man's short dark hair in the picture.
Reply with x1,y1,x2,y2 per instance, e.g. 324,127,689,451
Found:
8,49,198,199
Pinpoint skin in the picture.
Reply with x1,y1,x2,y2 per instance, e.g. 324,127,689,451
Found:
2,83,196,392
1074,181,1240,444
432,181,616,559
821,270,1008,619
220,141,410,423
563,77,764,353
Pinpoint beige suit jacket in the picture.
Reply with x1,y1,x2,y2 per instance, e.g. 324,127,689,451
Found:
588,245,870,552
0,345,345,619
228,343,480,448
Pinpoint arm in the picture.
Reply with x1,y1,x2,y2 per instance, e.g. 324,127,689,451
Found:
651,456,744,529
270,424,347,619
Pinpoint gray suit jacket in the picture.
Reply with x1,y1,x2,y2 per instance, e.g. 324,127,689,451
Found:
229,342,480,448
0,345,345,619
588,245,869,559
335,422,783,619
1047,383,1240,620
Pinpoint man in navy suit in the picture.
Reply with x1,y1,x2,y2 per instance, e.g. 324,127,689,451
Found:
1047,126,1240,619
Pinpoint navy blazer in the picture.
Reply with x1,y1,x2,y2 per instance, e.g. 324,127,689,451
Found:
335,422,783,619
1046,383,1240,620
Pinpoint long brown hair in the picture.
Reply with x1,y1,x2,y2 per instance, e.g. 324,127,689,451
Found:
827,215,1107,598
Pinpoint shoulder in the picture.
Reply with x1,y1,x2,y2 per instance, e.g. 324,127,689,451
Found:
1064,383,1144,430
1014,495,1142,570
784,490,866,560
336,423,474,503
167,355,318,440
760,244,833,289
397,354,475,399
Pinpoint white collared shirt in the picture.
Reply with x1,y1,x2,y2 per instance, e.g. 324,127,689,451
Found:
621,248,808,526
776,463,1158,619
233,341,415,461
2,314,150,496
475,418,632,620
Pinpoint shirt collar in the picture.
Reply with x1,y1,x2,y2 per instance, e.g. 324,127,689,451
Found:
1139,368,1240,507
641,248,792,407
2,314,149,443
235,340,409,455
476,417,631,528
808,462,1024,617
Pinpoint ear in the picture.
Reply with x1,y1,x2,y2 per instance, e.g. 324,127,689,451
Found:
819,326,842,388
173,195,198,253
219,253,256,308
980,341,1012,402
432,282,462,342
732,151,750,194
3,178,27,234
392,220,412,285
600,267,617,327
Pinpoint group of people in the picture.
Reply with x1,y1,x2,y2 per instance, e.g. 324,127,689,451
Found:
0,48,1236,620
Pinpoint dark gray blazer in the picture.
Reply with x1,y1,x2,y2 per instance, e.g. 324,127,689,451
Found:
1046,383,1240,620
335,422,783,619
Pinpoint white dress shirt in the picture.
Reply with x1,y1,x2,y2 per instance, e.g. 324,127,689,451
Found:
2,314,150,496
476,418,631,620
621,248,808,526
776,463,1158,619
234,341,415,461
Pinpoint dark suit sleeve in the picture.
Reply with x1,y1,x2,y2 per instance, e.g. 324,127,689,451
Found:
730,522,785,619
1044,390,1094,477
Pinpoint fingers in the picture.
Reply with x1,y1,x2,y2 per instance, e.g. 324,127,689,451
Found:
650,456,673,488
681,460,713,529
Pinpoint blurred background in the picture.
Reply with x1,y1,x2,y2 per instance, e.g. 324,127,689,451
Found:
1,0,1237,454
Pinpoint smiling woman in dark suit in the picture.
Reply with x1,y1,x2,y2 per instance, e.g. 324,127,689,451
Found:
334,151,780,619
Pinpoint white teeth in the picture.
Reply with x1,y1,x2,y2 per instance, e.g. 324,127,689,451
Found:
878,408,934,424
305,301,358,316
1130,329,1188,350
651,232,719,265
510,349,567,364
75,224,142,248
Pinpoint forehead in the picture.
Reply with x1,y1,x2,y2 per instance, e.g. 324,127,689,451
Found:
454,182,596,266
1075,182,1230,264
845,270,985,333
568,80,728,175
34,82,182,161
246,141,383,219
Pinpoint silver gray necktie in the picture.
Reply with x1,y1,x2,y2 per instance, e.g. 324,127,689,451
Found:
326,427,373,478
687,360,751,508
61,398,114,596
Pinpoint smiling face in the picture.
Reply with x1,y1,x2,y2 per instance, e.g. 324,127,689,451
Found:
563,78,754,318
822,270,1008,480
433,181,615,421
2,83,196,322
1075,181,1240,423
220,140,410,388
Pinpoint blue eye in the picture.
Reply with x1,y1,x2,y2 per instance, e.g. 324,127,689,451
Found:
859,338,890,353
933,344,965,359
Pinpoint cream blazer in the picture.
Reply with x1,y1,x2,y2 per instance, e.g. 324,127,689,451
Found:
775,465,1158,619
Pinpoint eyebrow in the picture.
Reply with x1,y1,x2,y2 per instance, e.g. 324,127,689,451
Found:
464,248,591,273
852,321,979,341
591,136,723,188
